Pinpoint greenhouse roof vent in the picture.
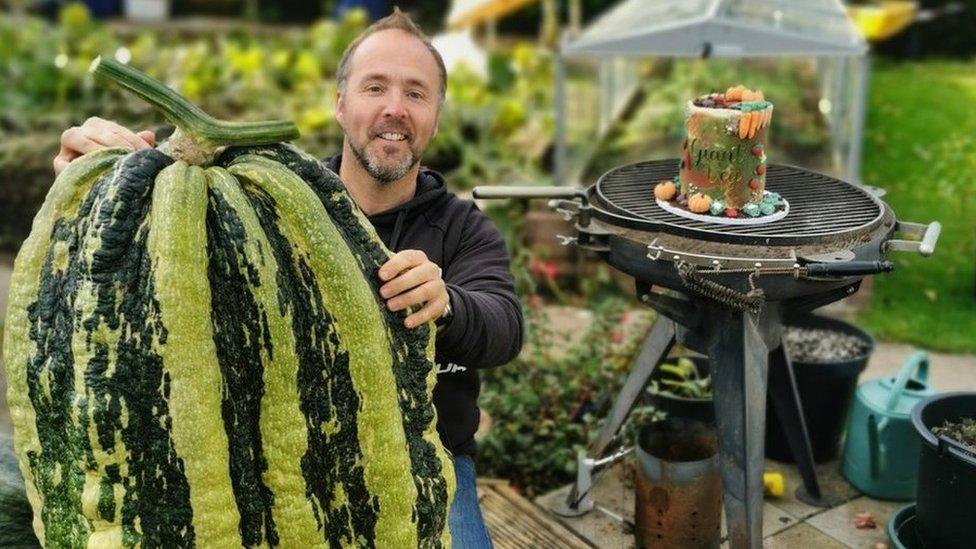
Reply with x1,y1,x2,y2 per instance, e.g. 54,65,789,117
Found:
562,0,868,58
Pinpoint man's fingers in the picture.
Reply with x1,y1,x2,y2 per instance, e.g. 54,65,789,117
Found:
105,123,152,151
82,117,151,151
386,279,444,312
380,261,440,298
55,119,152,176
88,123,141,151
60,127,107,156
138,130,156,147
53,154,72,177
405,294,448,328
378,250,428,281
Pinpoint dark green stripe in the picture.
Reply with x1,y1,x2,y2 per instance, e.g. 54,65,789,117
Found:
25,167,110,547
25,150,199,547
206,186,278,547
220,145,450,544
245,185,379,547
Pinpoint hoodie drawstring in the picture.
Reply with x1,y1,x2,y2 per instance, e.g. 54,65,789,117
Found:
390,209,407,251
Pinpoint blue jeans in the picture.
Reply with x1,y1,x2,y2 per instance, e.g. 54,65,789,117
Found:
448,455,493,548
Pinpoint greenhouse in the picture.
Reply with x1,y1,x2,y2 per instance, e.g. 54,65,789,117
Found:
555,0,869,185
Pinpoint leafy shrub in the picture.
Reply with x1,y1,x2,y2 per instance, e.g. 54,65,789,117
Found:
477,299,655,496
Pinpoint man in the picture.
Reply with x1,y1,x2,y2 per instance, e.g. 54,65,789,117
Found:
54,9,523,548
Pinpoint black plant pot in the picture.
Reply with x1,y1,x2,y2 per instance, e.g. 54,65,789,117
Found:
911,392,976,549
765,313,873,463
647,357,714,424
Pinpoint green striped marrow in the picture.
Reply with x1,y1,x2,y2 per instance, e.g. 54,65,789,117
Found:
2,57,453,548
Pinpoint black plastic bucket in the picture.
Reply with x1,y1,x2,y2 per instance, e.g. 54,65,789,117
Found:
648,357,714,424
765,313,873,463
911,392,976,549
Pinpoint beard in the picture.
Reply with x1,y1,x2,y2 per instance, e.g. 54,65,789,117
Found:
346,128,422,184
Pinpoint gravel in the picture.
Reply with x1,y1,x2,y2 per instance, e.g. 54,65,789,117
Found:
783,326,870,363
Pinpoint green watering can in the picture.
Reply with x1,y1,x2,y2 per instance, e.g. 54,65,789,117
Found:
841,351,933,500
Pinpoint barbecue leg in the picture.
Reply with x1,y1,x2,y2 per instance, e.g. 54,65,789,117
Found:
708,308,768,549
550,316,676,517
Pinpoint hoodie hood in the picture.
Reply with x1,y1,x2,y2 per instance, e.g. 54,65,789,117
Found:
324,154,449,250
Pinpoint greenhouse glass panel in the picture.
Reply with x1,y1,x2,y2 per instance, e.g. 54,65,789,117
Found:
723,0,863,49
580,0,714,41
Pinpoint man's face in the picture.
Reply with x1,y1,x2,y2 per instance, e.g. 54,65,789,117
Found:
336,29,441,183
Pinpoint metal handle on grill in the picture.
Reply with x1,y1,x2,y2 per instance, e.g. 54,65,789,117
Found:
804,261,895,277
471,186,585,200
885,221,942,256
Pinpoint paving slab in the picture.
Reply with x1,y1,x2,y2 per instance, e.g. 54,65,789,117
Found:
763,459,861,520
535,461,637,549
537,461,806,548
805,495,903,548
719,499,798,542
861,341,976,392
763,523,848,549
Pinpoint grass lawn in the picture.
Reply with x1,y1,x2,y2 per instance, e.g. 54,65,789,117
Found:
856,60,976,353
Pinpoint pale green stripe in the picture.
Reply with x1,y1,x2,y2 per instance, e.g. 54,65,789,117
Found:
146,161,240,547
285,145,456,543
2,148,126,543
227,155,418,547
205,167,322,546
426,332,456,549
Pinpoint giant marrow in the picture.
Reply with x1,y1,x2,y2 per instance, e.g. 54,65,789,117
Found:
2,57,454,548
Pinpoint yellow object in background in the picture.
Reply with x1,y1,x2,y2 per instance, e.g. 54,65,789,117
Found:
847,1,919,42
763,472,784,498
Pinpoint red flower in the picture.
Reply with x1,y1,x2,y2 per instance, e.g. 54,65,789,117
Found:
529,258,560,280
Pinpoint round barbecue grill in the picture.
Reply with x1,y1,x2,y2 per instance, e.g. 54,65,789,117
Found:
593,160,885,245
474,162,941,549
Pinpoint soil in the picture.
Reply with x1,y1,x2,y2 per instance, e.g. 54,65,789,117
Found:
932,417,976,451
783,326,870,363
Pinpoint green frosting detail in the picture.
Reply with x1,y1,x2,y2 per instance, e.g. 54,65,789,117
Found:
738,101,772,112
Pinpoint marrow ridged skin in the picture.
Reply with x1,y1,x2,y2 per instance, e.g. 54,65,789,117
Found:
220,144,454,547
4,145,453,548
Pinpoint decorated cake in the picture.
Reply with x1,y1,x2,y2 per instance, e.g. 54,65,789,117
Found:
654,86,785,220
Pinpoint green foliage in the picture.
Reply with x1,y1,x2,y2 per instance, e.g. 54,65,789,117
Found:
650,358,712,400
1,6,559,252
855,60,976,353
477,300,655,496
933,417,976,450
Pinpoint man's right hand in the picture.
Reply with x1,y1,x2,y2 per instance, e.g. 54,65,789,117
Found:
54,117,156,176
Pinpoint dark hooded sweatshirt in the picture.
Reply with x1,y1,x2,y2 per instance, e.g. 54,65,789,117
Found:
326,155,524,456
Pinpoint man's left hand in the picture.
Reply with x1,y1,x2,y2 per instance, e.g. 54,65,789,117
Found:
378,250,449,329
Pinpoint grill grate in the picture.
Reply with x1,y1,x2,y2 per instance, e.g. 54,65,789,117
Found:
593,160,885,245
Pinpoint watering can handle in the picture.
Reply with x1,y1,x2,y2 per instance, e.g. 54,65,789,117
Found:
884,351,929,412
868,414,882,479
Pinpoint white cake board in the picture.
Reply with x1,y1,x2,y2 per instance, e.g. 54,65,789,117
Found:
656,192,789,225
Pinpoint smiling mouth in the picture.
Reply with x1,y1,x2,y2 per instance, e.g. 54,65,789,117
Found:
376,132,408,142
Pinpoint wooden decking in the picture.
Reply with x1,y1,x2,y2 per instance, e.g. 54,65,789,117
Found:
477,478,593,548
